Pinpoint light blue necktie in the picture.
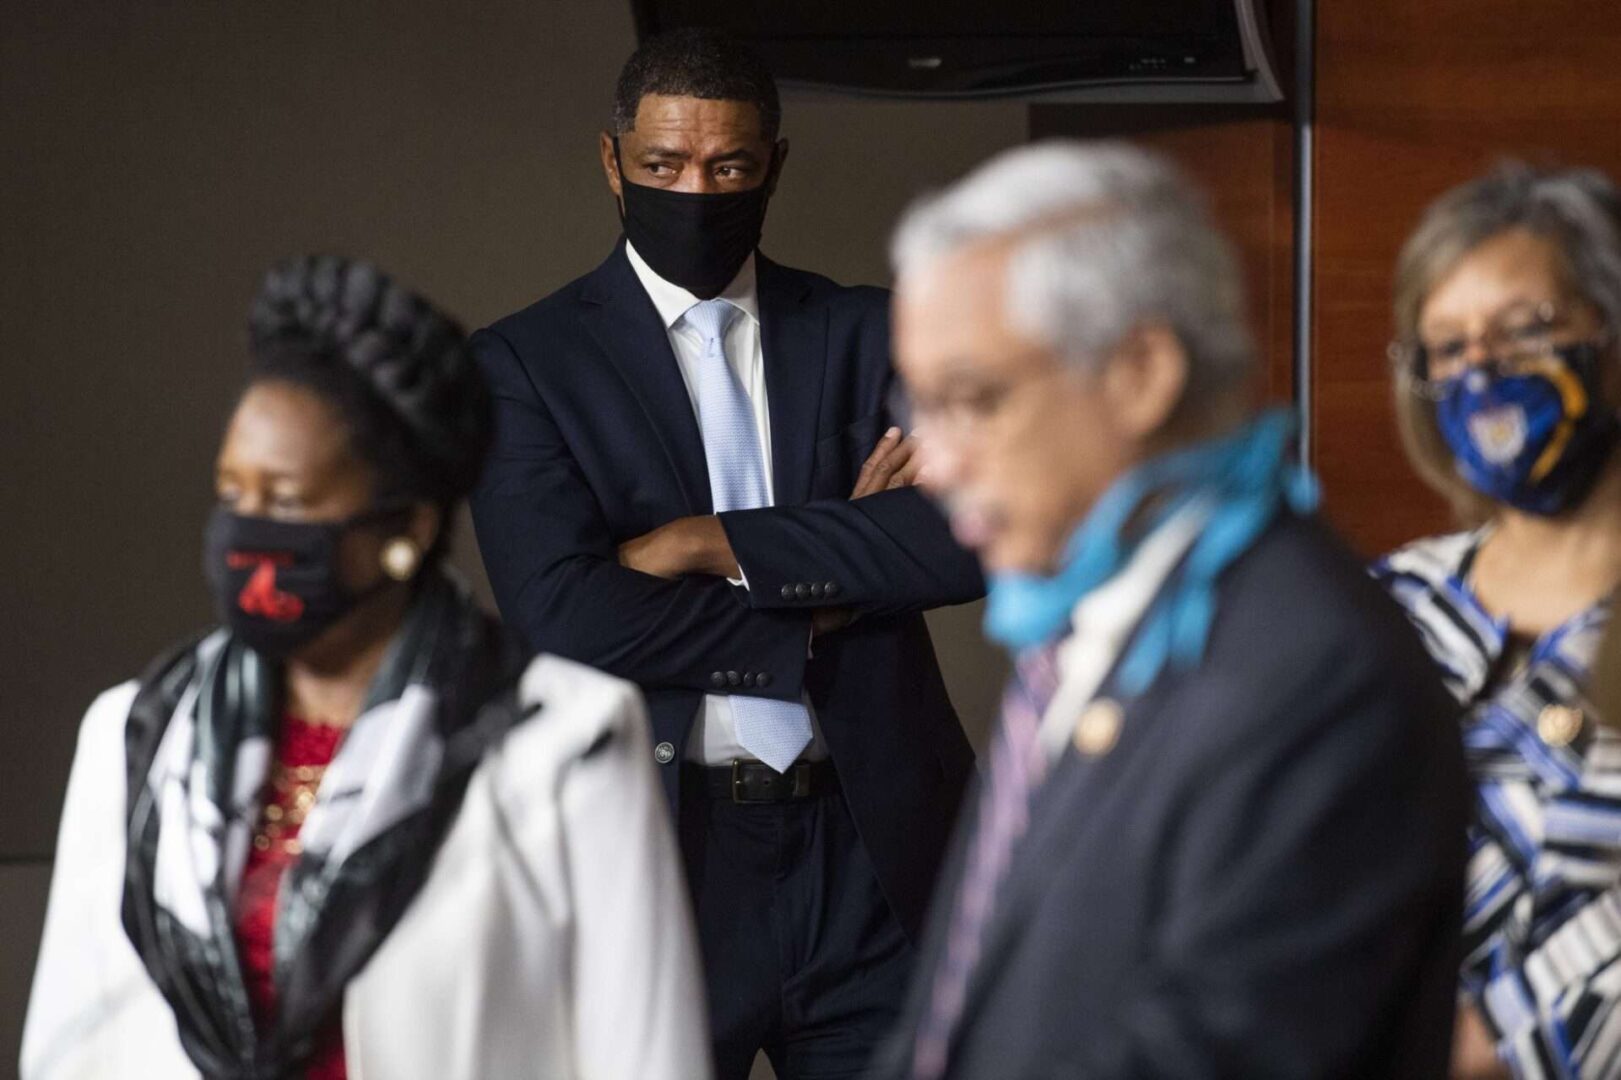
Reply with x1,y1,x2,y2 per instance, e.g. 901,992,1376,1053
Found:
684,298,813,773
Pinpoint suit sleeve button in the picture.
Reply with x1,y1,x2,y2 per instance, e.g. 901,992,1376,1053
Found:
809,583,825,598
727,670,742,686
742,672,756,687
710,671,727,688
654,741,676,764
780,584,795,600
824,582,839,598
795,582,810,599
755,672,772,688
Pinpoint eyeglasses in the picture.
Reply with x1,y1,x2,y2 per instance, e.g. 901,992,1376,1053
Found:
1390,300,1606,399
888,355,1073,442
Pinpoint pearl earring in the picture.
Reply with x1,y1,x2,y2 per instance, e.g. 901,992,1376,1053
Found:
380,537,422,582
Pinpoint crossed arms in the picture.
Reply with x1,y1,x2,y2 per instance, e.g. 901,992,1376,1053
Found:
469,328,983,703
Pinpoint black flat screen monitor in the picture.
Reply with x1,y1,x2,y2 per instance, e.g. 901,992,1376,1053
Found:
630,1,1255,98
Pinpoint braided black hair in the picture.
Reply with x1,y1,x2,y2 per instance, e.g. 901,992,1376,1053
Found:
245,256,491,561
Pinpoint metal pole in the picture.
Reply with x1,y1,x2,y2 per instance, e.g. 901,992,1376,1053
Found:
1292,0,1316,466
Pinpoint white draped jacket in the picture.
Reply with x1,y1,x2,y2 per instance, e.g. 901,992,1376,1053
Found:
21,653,712,1080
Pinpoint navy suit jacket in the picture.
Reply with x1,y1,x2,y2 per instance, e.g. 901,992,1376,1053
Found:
869,514,1468,1079
469,242,984,938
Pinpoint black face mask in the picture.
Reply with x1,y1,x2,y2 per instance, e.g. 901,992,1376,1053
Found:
203,506,400,659
613,137,774,299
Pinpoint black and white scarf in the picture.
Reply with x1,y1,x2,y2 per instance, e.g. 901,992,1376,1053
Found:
121,574,527,1078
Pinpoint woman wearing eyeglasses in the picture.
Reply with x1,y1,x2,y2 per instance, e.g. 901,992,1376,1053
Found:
1375,165,1621,1079
20,256,708,1079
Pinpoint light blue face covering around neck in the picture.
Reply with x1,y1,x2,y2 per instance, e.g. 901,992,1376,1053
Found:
983,408,1319,696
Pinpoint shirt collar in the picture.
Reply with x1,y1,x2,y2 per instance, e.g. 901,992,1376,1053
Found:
625,241,760,330
1033,502,1212,760
1059,503,1212,685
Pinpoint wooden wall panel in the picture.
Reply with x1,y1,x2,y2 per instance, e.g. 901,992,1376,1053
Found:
1030,105,1298,409
1314,1,1621,555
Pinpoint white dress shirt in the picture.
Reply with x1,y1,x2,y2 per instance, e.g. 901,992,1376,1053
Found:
625,242,829,765
1037,503,1211,762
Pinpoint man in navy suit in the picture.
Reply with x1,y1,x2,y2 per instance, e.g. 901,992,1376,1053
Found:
470,30,982,1080
870,142,1467,1078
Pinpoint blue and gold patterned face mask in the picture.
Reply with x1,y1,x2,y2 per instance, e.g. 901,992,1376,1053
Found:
1435,343,1620,516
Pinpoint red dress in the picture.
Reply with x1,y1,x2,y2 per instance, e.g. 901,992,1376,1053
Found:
234,714,348,1080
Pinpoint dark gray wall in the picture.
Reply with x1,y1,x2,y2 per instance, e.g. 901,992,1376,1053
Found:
0,1,1021,1066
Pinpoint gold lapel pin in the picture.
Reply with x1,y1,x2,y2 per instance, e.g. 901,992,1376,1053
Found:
1073,698,1124,758
1537,704,1585,749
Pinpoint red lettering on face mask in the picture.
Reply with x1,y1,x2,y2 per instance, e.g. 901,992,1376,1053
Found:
229,552,304,622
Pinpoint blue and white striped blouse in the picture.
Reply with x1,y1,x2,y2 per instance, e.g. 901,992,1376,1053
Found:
1375,531,1617,1078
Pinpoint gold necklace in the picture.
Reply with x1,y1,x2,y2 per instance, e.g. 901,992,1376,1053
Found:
252,761,327,856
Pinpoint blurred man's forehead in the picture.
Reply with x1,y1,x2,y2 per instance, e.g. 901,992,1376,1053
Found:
899,237,1013,312
896,240,1053,383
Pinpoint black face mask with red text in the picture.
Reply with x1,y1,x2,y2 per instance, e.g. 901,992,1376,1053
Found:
203,507,395,659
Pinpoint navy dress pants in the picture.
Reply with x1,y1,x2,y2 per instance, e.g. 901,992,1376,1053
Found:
678,772,915,1080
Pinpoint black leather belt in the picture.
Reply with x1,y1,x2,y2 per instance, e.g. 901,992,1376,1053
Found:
690,760,840,803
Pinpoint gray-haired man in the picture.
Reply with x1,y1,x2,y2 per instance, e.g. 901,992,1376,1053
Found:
868,142,1468,1079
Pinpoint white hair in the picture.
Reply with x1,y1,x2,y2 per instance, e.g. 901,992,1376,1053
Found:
890,140,1255,393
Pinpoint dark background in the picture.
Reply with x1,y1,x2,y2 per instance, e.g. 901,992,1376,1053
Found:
0,2,1023,1063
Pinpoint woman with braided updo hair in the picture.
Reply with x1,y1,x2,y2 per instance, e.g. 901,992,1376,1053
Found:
21,257,709,1080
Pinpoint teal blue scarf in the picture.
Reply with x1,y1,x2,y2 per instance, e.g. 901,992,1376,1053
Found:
985,409,1318,696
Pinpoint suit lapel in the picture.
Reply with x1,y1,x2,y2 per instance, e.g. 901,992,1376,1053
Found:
757,255,826,507
952,681,1160,1041
580,243,713,514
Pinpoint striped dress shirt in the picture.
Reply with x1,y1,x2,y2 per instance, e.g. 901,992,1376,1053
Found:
1375,530,1619,1078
